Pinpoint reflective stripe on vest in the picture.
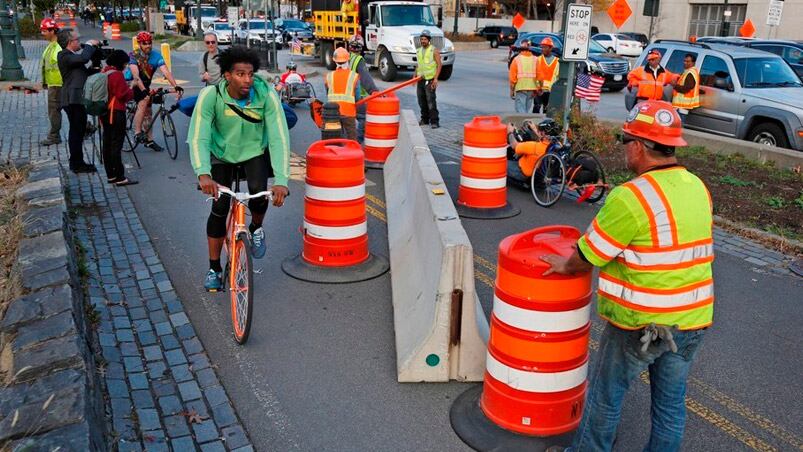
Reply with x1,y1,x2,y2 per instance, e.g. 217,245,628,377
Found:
416,46,437,80
326,69,358,117
672,67,700,109
633,67,671,100
349,54,369,97
514,54,538,91
536,55,559,91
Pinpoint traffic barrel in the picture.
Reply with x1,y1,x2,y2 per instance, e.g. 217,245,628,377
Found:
364,93,400,169
102,22,110,39
111,23,121,40
451,225,592,449
456,116,519,219
282,139,389,284
70,19,77,29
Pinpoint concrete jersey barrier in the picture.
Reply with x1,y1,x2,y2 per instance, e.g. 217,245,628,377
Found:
384,110,489,382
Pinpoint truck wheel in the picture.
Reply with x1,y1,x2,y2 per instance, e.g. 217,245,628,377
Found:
438,64,453,81
490,38,499,48
322,42,336,70
748,122,790,149
378,49,397,82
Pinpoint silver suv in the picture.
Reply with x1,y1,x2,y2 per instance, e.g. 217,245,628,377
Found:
626,40,803,151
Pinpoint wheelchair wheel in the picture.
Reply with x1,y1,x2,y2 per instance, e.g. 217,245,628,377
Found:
570,150,607,203
531,153,566,208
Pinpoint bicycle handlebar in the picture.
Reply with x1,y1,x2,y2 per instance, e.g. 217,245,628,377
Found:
216,186,274,203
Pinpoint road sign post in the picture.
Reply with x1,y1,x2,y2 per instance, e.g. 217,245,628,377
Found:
766,0,783,37
561,4,592,137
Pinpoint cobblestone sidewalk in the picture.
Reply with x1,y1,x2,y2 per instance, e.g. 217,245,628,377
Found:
394,91,800,278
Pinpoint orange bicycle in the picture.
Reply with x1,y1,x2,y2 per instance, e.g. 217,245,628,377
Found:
211,184,273,344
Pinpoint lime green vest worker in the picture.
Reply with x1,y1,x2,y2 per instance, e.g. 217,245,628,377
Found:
577,166,714,330
416,45,437,80
42,40,63,87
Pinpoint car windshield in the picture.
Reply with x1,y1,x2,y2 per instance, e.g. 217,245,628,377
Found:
192,7,217,17
282,19,306,29
164,14,175,19
381,5,435,26
734,57,803,87
248,21,273,29
214,23,230,30
589,39,606,53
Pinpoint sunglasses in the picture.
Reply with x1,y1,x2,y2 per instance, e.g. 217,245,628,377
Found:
205,41,217,44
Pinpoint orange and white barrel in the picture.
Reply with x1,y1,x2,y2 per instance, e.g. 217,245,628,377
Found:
302,139,368,267
457,116,509,209
364,93,400,166
480,225,592,436
111,23,121,40
70,19,78,29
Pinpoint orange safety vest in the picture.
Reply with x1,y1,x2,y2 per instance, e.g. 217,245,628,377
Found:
536,55,559,91
325,68,359,118
628,66,673,101
672,67,701,109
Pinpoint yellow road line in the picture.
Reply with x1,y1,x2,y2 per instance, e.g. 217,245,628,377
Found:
686,400,778,452
474,269,496,289
365,193,386,209
473,253,496,273
366,204,386,223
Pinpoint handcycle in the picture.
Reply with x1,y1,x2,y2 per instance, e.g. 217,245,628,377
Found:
530,135,608,208
273,75,316,106
207,181,273,345
123,87,181,161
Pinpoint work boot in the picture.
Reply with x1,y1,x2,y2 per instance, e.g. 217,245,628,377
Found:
430,122,440,129
418,119,429,126
71,163,97,174
40,137,61,146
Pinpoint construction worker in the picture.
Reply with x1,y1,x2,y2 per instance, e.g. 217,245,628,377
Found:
416,29,442,129
347,34,379,142
672,53,700,124
508,38,538,113
40,18,63,146
628,50,675,102
534,37,559,113
341,0,357,18
543,100,714,452
325,47,360,140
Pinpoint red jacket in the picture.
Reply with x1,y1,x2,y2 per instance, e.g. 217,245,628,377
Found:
103,66,133,112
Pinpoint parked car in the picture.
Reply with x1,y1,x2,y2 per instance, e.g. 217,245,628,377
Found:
508,32,631,91
593,33,643,56
205,21,232,44
275,18,314,46
475,25,518,48
235,19,282,46
620,32,649,48
626,40,803,150
697,37,803,78
163,13,176,31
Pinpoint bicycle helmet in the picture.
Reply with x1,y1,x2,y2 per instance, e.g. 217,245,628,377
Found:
286,61,297,71
136,31,152,44
537,118,561,137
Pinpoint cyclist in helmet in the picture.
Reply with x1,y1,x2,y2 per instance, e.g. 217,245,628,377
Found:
347,34,379,142
128,31,183,152
505,120,550,188
280,61,306,85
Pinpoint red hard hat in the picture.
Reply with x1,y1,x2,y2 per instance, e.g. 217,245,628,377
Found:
622,100,687,148
540,37,554,47
40,18,58,30
136,31,153,44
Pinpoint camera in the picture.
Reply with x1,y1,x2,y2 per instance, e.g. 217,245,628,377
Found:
88,39,112,73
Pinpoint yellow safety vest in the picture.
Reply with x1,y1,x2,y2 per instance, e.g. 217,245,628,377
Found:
416,46,437,80
514,54,538,92
672,67,701,109
42,40,63,87
577,167,714,330
536,55,559,91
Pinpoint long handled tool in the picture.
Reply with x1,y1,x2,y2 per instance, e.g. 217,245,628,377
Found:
356,76,421,106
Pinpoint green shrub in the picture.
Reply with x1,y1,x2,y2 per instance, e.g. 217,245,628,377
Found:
119,21,142,32
18,16,39,38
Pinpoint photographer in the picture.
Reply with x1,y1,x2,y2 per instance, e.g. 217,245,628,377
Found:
101,50,136,186
57,30,98,173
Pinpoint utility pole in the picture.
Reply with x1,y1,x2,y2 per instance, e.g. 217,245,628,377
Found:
560,0,575,136
720,0,730,36
269,0,277,71
452,0,458,35
0,0,24,80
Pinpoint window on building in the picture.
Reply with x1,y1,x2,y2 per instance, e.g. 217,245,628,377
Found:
689,4,747,38
666,50,698,74
700,55,733,90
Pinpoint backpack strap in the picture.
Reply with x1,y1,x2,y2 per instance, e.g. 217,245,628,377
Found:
203,51,209,72
215,84,262,124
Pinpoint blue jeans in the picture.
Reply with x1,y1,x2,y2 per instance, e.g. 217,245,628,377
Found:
572,323,707,452
514,91,535,113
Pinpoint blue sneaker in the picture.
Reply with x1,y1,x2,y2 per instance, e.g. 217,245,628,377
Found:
203,269,223,292
251,227,266,259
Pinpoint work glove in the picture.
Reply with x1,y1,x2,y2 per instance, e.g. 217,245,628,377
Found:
639,323,679,356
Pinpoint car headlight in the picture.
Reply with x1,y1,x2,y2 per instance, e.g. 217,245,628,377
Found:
392,46,414,53
443,44,454,52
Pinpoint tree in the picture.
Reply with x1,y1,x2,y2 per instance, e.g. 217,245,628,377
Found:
32,0,58,20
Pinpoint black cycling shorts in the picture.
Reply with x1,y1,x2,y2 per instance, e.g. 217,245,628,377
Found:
206,154,270,238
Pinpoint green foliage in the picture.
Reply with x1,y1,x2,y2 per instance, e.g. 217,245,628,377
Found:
765,196,786,209
718,175,755,187
568,109,618,157
32,0,58,17
794,192,803,210
17,16,39,38
119,20,142,32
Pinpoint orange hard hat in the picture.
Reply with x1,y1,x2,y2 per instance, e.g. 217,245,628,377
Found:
622,100,687,148
333,47,350,63
540,37,554,47
646,50,661,61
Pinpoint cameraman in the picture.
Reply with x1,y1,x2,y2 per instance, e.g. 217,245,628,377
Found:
57,30,98,173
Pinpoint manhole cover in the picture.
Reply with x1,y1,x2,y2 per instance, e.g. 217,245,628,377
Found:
790,259,803,277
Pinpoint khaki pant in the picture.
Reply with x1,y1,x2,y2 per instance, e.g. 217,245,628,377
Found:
341,116,357,141
47,86,63,141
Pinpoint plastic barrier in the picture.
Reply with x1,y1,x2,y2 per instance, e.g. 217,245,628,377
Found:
282,139,389,284
364,93,400,169
456,116,519,219
383,110,489,382
111,23,121,40
451,226,592,449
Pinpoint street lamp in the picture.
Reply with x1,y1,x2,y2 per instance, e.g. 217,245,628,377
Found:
0,0,24,80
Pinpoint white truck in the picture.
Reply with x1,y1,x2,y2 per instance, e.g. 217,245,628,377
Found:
312,0,454,81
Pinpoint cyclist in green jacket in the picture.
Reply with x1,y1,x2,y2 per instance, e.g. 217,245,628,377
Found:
188,46,291,292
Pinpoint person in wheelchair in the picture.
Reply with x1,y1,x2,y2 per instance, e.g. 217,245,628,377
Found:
505,119,557,189
279,61,306,85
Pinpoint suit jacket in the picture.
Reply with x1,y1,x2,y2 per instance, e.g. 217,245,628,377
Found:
57,45,96,108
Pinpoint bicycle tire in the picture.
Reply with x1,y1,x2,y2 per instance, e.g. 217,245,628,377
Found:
570,150,607,203
230,231,254,344
530,153,566,208
161,113,179,160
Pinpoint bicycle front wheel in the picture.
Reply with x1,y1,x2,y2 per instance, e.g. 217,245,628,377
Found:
531,153,566,208
161,113,178,160
570,150,607,203
230,231,254,344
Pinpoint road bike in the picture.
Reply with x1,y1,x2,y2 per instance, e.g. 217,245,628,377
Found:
209,183,273,344
530,136,608,208
123,87,181,161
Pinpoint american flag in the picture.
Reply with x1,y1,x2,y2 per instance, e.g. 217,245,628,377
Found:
291,35,302,54
575,72,605,102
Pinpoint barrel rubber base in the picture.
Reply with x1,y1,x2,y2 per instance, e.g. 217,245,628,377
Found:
456,202,521,220
365,161,385,170
450,385,575,452
281,253,389,284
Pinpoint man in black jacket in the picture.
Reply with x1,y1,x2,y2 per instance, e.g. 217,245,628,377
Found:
57,29,98,173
